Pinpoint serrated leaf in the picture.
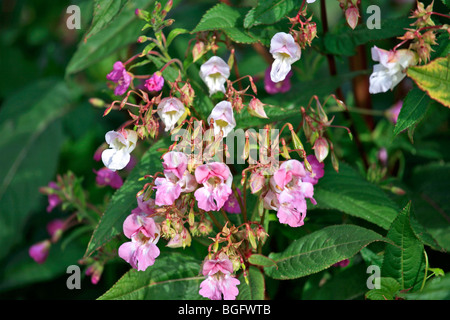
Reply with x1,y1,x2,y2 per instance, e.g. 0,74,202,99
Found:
191,3,258,44
237,266,265,300
410,162,450,252
365,277,401,300
382,202,426,292
313,163,399,230
323,17,411,56
264,225,386,280
84,138,168,257
394,86,432,135
98,253,204,300
84,0,127,42
243,0,297,29
398,274,450,300
407,56,450,108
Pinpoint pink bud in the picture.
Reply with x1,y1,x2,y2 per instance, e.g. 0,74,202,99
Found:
47,219,65,242
247,97,268,119
249,171,266,194
345,6,359,29
29,240,51,264
313,137,329,163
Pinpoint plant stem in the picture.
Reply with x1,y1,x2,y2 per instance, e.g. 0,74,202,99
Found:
320,0,369,169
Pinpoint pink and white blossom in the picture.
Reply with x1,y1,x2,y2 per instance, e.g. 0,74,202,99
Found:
269,32,301,83
118,213,161,271
194,162,233,212
157,97,186,132
369,46,417,94
101,129,138,171
199,56,230,96
207,101,236,138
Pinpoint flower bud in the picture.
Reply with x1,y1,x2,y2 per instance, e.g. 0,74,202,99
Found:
249,171,265,194
345,5,359,29
247,97,268,119
29,240,51,264
192,41,206,62
313,137,329,163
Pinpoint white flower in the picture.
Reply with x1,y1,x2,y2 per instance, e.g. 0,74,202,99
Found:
369,46,417,94
207,101,236,138
102,129,137,171
157,97,186,132
199,56,230,96
269,32,301,83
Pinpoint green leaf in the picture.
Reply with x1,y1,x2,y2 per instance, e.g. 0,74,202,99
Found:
382,202,426,292
98,253,204,300
66,0,154,75
248,253,277,268
409,162,450,252
407,56,450,108
323,17,411,56
394,86,432,135
398,274,450,300
365,277,401,300
191,3,258,44
84,138,168,257
0,79,76,260
314,163,399,230
166,28,189,47
237,266,266,300
83,0,127,41
264,225,386,280
243,0,297,29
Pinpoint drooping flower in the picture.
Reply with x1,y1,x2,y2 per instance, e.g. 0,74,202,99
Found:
264,66,293,94
199,254,240,300
207,101,236,138
154,151,197,207
224,188,242,214
45,181,62,213
94,167,123,189
101,129,138,171
199,56,230,96
29,240,51,264
106,61,132,96
144,72,164,92
269,159,318,228
118,213,161,271
194,162,233,212
157,97,186,132
369,46,417,94
47,219,65,242
386,100,403,124
269,32,301,83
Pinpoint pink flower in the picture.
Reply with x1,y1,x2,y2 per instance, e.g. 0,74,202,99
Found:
118,213,161,271
302,155,325,185
85,262,104,285
45,181,62,213
269,159,317,227
386,100,403,124
131,195,156,215
106,61,132,96
29,240,51,264
94,167,123,189
144,72,164,92
194,162,233,212
199,254,240,300
47,219,65,242
154,152,197,206
264,66,293,94
333,259,350,268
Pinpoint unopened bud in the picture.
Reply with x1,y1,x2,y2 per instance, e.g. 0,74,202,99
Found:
345,5,359,29
313,137,329,163
248,97,268,119
192,41,205,62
